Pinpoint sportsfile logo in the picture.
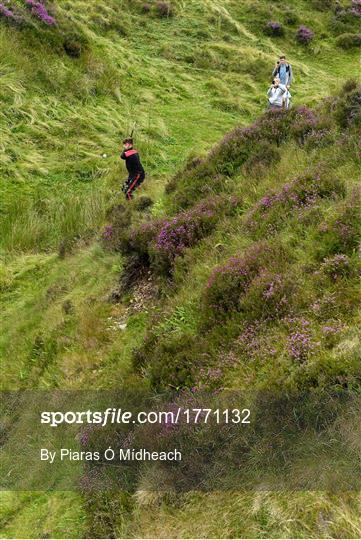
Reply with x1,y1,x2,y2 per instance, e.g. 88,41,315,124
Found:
41,408,173,427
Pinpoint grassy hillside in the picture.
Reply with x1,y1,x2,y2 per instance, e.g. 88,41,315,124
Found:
1,0,360,252
0,0,360,538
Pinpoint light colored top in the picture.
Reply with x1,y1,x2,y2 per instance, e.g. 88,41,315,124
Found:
267,84,287,106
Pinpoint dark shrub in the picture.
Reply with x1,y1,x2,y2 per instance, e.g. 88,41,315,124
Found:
311,0,335,10
134,196,154,211
154,2,174,18
127,219,161,259
243,142,281,176
263,21,284,37
296,25,315,44
132,332,158,372
148,335,196,389
336,32,361,48
58,240,67,259
117,254,149,295
334,86,361,127
62,31,89,58
329,17,353,36
101,204,132,252
62,299,74,315
133,333,206,390
141,3,152,13
342,79,358,93
63,39,82,58
209,125,254,173
170,166,227,210
284,10,300,25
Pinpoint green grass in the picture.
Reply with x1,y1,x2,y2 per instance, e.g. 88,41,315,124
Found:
1,0,359,251
0,491,86,539
0,243,151,389
0,0,360,538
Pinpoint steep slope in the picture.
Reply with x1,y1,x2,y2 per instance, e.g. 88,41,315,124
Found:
1,83,360,538
0,0,360,538
1,0,360,251
86,84,361,539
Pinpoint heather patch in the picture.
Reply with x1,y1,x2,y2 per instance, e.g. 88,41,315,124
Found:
296,25,315,44
225,322,281,371
320,254,352,281
127,219,163,259
202,242,289,324
0,0,56,25
2,0,361,534
0,2,22,22
284,9,300,25
245,169,345,237
285,317,317,363
315,187,361,258
290,106,318,144
334,0,361,22
321,321,346,348
290,106,335,147
350,0,361,16
240,270,297,321
101,204,133,253
122,196,240,276
151,199,220,274
168,108,303,210
208,110,294,173
169,168,227,210
304,127,335,149
25,0,56,25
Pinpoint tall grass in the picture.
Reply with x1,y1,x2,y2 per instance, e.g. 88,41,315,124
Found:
1,0,359,253
1,186,112,252
1,1,360,538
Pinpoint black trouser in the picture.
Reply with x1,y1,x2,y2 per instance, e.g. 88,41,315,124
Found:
122,171,145,200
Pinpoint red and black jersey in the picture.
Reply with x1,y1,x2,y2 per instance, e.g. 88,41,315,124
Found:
120,148,145,177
